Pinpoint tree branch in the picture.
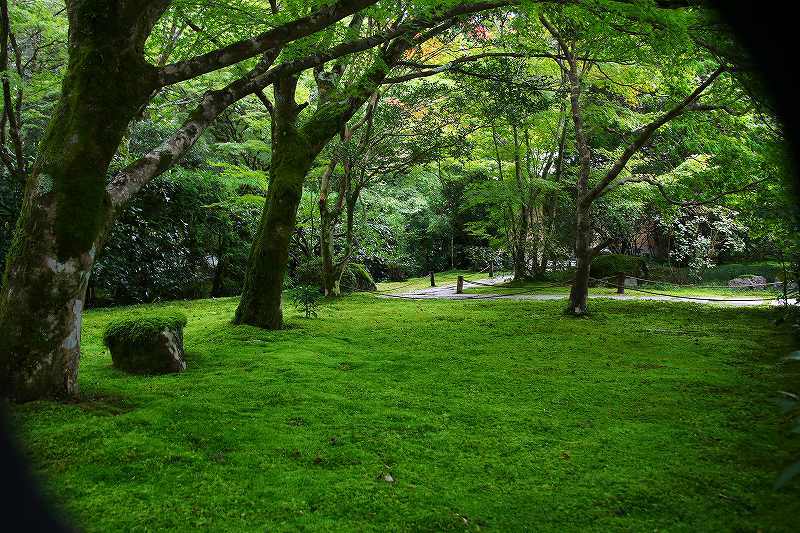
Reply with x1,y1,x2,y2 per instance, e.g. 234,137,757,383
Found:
583,65,727,207
157,0,378,87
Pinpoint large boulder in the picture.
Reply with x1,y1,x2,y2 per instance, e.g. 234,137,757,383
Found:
347,263,377,292
103,311,188,374
728,275,768,289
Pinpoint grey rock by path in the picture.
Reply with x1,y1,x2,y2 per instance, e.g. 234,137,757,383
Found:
728,275,768,289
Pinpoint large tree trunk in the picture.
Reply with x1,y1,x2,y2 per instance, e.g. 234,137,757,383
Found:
0,2,161,401
234,76,314,329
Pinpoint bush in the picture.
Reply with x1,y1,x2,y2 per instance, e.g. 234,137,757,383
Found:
103,310,188,347
362,256,410,282
701,261,783,283
645,264,689,284
542,268,577,283
591,254,645,279
288,285,322,318
91,168,263,306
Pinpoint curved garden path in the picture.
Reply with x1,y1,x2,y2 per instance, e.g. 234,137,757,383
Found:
389,275,796,307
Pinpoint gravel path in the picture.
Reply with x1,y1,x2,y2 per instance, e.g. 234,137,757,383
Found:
387,276,795,307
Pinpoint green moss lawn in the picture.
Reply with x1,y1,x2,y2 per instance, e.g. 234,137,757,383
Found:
8,294,800,531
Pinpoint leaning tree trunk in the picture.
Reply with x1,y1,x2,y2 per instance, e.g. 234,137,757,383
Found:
235,23,410,328
0,4,160,401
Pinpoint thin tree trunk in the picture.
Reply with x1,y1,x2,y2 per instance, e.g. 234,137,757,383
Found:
512,122,528,281
561,44,593,315
320,206,339,296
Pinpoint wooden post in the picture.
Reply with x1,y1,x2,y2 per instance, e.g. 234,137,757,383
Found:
430,271,436,287
616,272,625,294
456,275,464,294
489,260,494,278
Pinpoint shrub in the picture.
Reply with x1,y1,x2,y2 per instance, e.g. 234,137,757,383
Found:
293,258,376,292
103,310,188,348
701,261,783,283
646,264,689,284
362,256,411,282
288,285,322,318
591,254,645,279
542,268,577,283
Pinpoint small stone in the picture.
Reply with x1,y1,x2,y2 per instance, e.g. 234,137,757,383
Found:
383,473,395,483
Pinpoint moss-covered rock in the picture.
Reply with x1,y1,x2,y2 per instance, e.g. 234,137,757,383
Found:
103,311,187,374
347,263,377,292
294,259,376,292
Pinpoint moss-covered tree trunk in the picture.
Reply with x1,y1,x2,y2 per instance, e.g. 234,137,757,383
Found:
0,1,161,401
235,10,450,328
331,192,359,293
567,206,592,315
512,123,528,282
234,76,317,328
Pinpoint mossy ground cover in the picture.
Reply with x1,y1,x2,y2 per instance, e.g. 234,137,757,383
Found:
8,295,800,531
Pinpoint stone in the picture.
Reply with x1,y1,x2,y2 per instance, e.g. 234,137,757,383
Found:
103,311,188,374
728,275,768,289
108,327,186,374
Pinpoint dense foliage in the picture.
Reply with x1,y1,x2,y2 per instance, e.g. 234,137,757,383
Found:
2,1,796,306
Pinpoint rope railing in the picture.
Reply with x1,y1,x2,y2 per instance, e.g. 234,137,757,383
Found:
591,277,797,303
341,264,499,295
629,275,787,290
378,276,574,300
347,267,798,304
